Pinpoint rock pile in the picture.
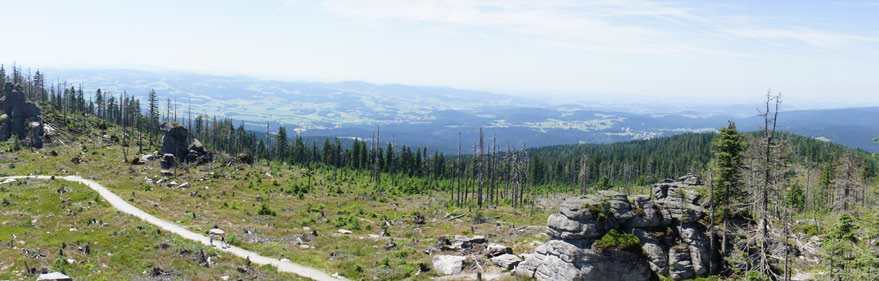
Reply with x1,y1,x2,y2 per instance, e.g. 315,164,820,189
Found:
515,175,715,281
186,138,211,163
430,235,522,276
0,82,44,148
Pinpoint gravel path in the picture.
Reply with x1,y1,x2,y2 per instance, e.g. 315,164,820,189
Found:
2,175,341,281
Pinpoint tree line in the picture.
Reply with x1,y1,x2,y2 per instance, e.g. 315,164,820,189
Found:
5,66,876,214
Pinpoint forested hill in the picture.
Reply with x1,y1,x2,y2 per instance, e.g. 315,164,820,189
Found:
526,131,876,187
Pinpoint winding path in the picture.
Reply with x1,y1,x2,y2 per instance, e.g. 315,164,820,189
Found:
1,175,341,281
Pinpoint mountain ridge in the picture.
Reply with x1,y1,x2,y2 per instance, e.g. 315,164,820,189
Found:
43,68,879,153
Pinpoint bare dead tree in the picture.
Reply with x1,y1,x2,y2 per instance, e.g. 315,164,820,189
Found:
477,127,484,208
756,91,781,278
374,126,381,185
579,154,589,195
504,145,512,203
121,91,128,163
456,131,462,207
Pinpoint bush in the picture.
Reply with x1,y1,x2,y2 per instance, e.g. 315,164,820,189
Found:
793,223,821,237
258,203,276,216
237,153,253,164
470,208,487,224
226,234,240,246
340,262,365,279
586,202,610,221
745,271,772,281
593,229,641,253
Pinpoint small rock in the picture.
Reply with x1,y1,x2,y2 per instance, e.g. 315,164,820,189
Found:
338,229,353,235
179,182,190,188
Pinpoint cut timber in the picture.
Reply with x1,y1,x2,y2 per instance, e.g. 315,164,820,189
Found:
445,214,465,221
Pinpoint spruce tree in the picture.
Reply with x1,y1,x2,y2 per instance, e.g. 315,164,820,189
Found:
275,126,288,162
711,120,746,270
147,89,159,148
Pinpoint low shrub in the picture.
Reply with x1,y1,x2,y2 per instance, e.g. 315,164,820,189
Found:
593,229,641,253
257,203,276,216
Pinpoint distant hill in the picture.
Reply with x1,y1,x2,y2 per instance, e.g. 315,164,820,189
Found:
47,68,879,153
738,107,879,153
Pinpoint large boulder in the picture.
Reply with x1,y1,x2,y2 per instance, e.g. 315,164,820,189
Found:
680,223,710,276
0,82,43,148
576,249,651,281
547,213,603,239
186,138,212,163
625,195,662,228
485,243,512,257
516,238,651,281
669,243,696,280
432,255,466,275
159,122,189,159
632,228,670,275
189,138,204,154
679,174,702,186
653,182,706,223
490,254,522,270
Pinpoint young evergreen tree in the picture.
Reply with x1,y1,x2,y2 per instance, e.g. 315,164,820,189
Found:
147,89,159,148
711,121,746,259
823,213,858,280
275,126,288,162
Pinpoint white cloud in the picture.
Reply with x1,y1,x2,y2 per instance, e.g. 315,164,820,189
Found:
725,27,877,48
317,0,876,55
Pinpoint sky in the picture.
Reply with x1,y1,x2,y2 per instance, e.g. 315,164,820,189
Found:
2,0,879,108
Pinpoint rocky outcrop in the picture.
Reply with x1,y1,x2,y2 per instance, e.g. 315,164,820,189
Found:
160,122,188,159
0,82,43,148
515,238,651,281
159,123,210,166
515,176,716,281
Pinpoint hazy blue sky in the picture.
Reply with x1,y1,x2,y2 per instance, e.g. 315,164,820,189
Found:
3,0,879,107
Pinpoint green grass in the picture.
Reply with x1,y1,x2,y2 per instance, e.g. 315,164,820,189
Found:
0,179,296,280
0,113,551,280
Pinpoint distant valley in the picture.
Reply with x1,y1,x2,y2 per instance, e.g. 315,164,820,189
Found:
49,69,879,153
